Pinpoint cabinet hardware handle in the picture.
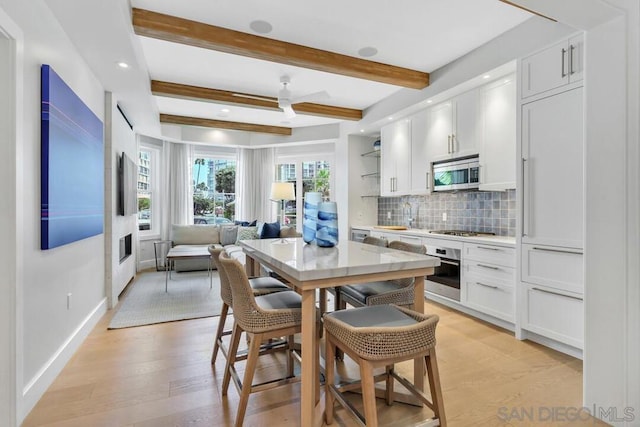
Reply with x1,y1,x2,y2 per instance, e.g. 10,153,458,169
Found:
477,263,500,270
447,135,451,153
426,172,430,190
476,245,500,251
561,47,567,77
531,287,583,301
532,246,583,255
451,134,455,153
439,259,459,267
521,158,528,237
569,44,575,75
476,281,499,289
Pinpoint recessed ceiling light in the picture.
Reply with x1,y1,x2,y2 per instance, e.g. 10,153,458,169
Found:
388,117,393,121
483,74,491,79
116,61,129,69
250,20,273,34
221,108,230,113
504,79,511,83
427,100,433,104
360,129,364,133
357,46,378,58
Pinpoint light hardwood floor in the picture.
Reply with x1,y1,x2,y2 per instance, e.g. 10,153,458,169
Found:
23,297,607,426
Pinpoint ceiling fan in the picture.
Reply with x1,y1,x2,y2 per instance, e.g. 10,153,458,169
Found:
277,75,329,119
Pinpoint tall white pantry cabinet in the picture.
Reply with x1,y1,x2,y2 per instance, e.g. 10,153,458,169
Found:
517,33,585,353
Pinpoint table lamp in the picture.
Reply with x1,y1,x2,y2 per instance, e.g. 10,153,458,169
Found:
270,182,295,226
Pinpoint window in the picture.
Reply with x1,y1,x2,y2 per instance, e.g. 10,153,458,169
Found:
275,159,332,228
137,145,159,236
193,157,236,224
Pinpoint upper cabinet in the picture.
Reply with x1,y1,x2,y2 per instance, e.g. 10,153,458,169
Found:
410,110,431,194
521,34,584,99
380,119,411,196
426,90,480,162
479,75,516,191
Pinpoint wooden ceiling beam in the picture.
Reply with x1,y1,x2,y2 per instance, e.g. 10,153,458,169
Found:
133,8,429,89
151,80,363,121
498,1,557,22
160,114,292,135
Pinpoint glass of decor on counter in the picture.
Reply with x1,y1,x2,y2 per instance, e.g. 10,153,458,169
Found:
303,192,323,243
316,201,338,247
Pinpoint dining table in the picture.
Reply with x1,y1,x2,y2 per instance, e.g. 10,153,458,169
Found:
238,237,440,427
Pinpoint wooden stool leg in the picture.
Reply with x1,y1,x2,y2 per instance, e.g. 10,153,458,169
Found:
385,365,394,406
211,303,229,364
360,360,378,427
319,288,327,314
235,332,263,427
286,335,295,378
222,323,242,396
324,335,336,425
425,349,446,427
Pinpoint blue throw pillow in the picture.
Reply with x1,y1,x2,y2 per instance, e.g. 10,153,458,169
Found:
248,219,257,226
234,220,250,226
260,221,281,239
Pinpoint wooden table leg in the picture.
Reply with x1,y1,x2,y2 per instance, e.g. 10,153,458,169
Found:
413,275,425,392
300,288,317,426
245,254,256,277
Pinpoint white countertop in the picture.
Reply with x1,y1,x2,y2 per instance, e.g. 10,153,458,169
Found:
238,238,440,282
353,226,516,247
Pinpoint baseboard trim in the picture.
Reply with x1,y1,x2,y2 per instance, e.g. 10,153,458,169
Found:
20,298,107,421
138,259,156,271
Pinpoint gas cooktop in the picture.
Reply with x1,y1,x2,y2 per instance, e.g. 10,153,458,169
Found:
429,230,495,237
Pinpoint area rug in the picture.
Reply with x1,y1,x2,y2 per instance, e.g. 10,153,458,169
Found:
108,270,223,329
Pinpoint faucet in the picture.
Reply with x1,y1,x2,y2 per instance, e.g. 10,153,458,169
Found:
403,202,414,229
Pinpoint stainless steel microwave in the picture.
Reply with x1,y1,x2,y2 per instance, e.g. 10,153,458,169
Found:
432,155,480,192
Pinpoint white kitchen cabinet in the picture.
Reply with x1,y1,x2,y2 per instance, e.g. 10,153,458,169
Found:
522,283,583,349
521,244,583,294
479,76,516,191
462,242,515,322
410,110,432,194
380,119,411,196
521,33,584,99
426,89,479,162
521,86,583,249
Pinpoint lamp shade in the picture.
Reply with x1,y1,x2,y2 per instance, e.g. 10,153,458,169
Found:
270,182,295,201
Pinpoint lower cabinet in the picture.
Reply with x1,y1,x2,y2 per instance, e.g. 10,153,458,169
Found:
521,284,584,349
520,243,584,349
461,243,515,322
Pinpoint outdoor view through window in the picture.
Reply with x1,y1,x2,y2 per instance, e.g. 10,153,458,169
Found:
193,158,236,225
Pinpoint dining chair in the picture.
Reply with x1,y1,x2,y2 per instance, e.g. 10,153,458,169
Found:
339,240,427,309
208,245,290,365
217,251,317,427
324,304,446,427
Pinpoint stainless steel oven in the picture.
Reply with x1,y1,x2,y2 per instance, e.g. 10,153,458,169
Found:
425,244,461,301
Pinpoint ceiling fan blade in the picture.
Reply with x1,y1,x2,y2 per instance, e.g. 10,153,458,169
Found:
282,105,296,119
291,90,329,105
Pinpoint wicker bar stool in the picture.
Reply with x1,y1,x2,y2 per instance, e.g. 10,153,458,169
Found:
217,251,314,427
324,304,446,427
339,240,427,309
208,246,290,365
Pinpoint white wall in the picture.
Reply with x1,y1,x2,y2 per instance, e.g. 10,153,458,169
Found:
104,93,137,308
0,0,108,422
0,8,21,426
582,2,640,424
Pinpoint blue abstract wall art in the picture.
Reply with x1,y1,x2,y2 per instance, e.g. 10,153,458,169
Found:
41,64,104,249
